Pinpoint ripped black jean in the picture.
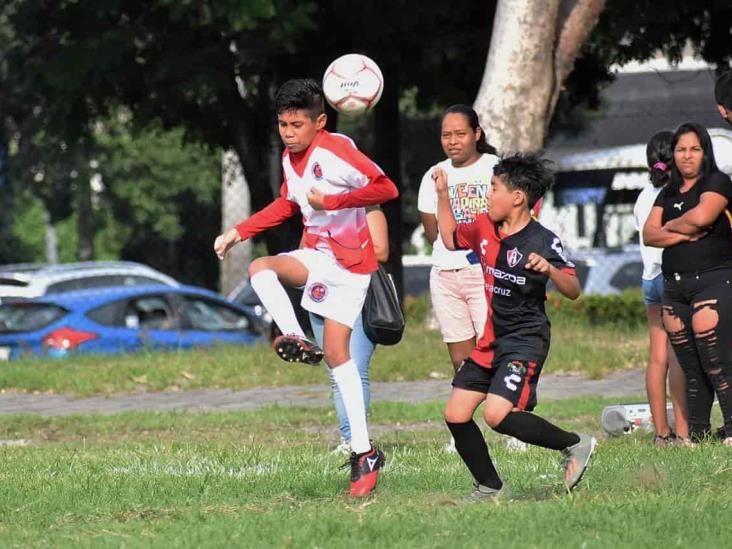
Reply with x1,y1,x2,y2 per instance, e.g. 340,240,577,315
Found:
663,267,732,440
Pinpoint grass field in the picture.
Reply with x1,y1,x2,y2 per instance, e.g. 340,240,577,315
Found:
1,397,730,547
0,319,681,547
0,321,646,396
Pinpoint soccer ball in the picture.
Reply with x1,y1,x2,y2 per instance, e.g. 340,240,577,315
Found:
322,54,384,116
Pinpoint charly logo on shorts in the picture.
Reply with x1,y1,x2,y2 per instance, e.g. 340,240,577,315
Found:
312,162,323,180
506,247,523,268
308,282,328,303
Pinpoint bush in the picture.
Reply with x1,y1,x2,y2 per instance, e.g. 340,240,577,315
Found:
403,289,646,329
547,289,646,327
403,293,429,323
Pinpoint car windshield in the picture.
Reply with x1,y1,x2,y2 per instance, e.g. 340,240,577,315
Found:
0,277,29,287
0,303,68,333
46,275,169,294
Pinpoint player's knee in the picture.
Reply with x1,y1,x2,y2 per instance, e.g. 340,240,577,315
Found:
483,407,509,429
444,407,470,424
324,349,350,368
248,257,270,277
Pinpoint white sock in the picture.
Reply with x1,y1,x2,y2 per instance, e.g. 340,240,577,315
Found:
331,360,371,454
250,270,306,338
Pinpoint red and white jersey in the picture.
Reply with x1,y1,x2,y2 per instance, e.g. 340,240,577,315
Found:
236,130,398,274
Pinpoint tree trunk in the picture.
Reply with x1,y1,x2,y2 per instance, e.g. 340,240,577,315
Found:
474,0,605,154
373,64,404,300
221,149,251,296
76,176,94,261
43,208,59,265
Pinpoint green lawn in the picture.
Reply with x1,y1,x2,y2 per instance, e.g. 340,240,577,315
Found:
0,397,729,547
0,322,646,396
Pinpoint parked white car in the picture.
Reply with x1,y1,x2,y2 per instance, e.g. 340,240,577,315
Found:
0,261,180,303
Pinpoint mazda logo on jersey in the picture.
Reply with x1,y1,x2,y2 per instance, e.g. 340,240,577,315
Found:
312,162,323,180
506,247,523,268
308,282,328,303
485,265,526,285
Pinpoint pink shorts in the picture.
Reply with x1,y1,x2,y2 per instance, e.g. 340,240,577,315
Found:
430,265,487,343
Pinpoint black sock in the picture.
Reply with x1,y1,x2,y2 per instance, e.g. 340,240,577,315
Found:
446,420,502,490
494,411,580,451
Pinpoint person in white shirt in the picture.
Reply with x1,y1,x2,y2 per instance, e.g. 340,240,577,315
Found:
419,105,507,454
634,130,688,445
418,105,498,371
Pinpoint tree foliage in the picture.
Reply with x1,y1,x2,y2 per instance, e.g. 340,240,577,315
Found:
555,0,732,132
1,0,731,288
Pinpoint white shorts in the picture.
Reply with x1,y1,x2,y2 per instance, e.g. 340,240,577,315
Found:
279,248,371,329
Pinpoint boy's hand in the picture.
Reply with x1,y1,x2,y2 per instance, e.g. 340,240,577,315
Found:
307,187,326,210
525,252,551,274
214,228,242,260
432,168,448,195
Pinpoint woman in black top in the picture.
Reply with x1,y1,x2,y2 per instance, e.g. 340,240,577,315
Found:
643,122,732,444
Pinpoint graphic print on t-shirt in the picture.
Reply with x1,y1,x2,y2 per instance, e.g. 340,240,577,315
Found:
448,181,491,223
417,154,499,270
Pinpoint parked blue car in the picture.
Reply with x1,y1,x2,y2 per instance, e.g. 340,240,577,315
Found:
0,285,265,361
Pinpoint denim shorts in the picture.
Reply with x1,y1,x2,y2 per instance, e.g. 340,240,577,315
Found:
641,274,664,305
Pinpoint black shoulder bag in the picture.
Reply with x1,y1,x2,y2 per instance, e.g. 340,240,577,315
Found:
362,265,405,346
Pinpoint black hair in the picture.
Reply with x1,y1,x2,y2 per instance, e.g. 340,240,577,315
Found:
669,122,718,189
493,154,554,209
715,71,732,110
645,130,674,188
275,78,325,118
443,104,498,155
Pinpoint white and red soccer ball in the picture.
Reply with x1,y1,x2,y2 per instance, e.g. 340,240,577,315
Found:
322,54,383,116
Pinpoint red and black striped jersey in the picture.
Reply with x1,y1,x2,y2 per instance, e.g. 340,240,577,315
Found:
455,216,576,369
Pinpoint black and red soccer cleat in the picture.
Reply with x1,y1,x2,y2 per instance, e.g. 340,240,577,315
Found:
347,445,386,497
272,334,324,365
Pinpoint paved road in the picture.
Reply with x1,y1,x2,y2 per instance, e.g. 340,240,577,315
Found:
0,369,645,416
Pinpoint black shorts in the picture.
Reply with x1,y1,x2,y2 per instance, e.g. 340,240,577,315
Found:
451,357,542,411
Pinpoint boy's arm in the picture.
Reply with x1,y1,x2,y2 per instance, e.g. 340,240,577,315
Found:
234,195,300,241
319,173,398,210
550,266,581,300
526,233,580,300
435,168,458,250
435,167,480,252
308,138,398,210
525,253,581,300
214,183,299,260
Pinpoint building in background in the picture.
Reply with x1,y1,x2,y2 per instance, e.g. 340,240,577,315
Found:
544,56,731,251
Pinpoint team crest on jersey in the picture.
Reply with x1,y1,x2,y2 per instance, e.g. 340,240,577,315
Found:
506,247,523,268
312,162,323,180
308,282,328,303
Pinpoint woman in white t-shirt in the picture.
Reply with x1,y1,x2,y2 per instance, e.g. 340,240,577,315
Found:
634,130,688,445
418,105,498,371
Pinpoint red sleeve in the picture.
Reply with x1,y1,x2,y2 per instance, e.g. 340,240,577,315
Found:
322,174,399,209
235,182,300,240
455,220,481,252
319,134,399,210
